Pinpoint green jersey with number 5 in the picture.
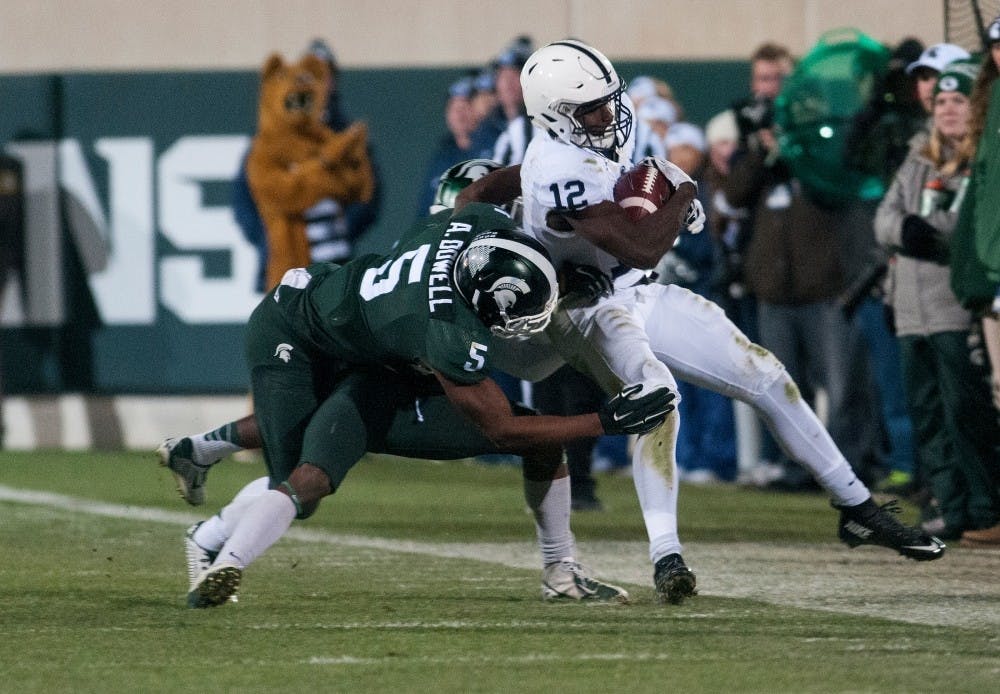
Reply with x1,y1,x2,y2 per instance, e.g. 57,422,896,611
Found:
272,203,516,384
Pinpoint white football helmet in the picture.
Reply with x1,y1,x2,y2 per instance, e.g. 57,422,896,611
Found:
521,39,632,154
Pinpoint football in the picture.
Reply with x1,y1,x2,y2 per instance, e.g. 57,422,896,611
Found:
613,162,672,222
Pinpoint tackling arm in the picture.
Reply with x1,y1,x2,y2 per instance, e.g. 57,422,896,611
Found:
435,370,602,452
435,371,676,452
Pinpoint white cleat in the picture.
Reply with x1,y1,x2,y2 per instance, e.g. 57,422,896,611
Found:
541,559,629,603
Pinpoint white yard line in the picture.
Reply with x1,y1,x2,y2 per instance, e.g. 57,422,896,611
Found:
2,484,997,630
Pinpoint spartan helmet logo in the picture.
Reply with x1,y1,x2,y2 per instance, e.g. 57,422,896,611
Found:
938,75,959,92
273,343,294,363
487,276,530,312
456,160,495,181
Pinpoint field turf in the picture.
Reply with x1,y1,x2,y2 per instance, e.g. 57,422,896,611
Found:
1,450,997,693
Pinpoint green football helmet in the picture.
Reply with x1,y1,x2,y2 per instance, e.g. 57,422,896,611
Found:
430,159,502,213
453,228,559,339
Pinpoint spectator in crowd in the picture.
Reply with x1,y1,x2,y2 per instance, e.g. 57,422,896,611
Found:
470,68,498,125
724,41,886,491
656,120,737,483
954,18,1000,412
416,75,478,214
0,152,24,448
948,17,1000,547
703,108,762,480
470,36,533,161
233,38,381,292
717,42,791,486
704,109,753,333
907,43,971,115
627,75,682,117
874,59,1000,545
632,96,674,160
664,121,707,177
842,38,930,500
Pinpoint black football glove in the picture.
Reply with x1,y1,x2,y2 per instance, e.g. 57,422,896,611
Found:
900,215,948,263
598,383,676,436
559,263,613,308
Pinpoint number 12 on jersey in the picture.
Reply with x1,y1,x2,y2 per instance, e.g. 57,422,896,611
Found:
549,180,587,210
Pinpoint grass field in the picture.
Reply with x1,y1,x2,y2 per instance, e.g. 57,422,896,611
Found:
1,450,998,693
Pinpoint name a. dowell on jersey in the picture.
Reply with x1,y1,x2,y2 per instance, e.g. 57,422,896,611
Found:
427,220,472,315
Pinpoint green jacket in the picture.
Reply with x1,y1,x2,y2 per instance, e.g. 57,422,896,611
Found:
952,80,1000,311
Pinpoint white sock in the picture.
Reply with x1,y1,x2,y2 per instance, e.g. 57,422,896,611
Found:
754,375,870,507
212,489,296,570
190,434,243,467
631,412,683,563
524,475,575,566
192,476,270,552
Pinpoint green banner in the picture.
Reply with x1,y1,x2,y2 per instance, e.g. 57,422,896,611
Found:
0,62,745,394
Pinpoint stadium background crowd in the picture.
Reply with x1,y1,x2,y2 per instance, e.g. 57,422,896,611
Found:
2,0,998,547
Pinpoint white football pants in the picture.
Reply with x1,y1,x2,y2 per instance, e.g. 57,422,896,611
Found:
498,283,870,564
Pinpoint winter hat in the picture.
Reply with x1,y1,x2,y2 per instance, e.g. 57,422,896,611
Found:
665,122,707,153
627,76,658,103
987,16,1000,45
934,59,980,97
637,96,677,125
705,110,739,146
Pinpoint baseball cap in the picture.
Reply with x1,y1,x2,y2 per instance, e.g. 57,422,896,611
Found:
987,16,1000,45
495,35,534,69
449,75,475,99
905,43,970,74
306,38,337,68
473,68,496,93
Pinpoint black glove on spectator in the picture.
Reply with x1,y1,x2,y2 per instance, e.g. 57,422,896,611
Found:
900,215,948,263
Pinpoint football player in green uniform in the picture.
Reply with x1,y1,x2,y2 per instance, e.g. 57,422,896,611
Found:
183,200,675,608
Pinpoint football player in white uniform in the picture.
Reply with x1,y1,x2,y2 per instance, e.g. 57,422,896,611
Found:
459,39,945,603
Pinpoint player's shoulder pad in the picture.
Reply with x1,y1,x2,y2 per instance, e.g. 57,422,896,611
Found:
424,313,491,384
528,138,608,192
449,201,517,231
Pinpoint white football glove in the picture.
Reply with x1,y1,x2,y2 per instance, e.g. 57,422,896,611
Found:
641,155,695,190
684,199,706,234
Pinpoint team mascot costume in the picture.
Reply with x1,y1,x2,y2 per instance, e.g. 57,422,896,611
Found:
246,52,374,290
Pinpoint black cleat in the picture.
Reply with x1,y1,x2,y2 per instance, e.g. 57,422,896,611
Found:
653,553,697,604
834,498,945,561
157,437,209,506
187,565,242,608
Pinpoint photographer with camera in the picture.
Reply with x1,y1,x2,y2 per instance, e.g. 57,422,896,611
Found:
703,45,789,486
723,42,885,492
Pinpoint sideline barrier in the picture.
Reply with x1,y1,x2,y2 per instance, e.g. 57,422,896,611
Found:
2,394,250,451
